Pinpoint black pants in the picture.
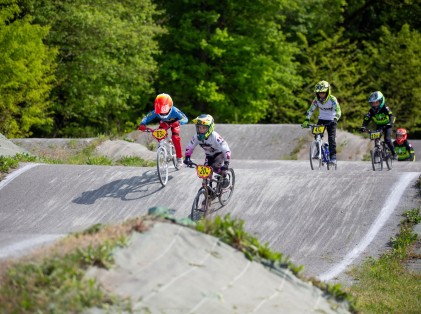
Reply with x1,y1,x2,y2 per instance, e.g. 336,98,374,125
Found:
379,125,395,154
318,119,337,158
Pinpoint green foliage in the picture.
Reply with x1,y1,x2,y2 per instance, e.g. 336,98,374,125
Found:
349,208,421,313
0,152,38,173
0,240,128,313
296,28,368,130
155,0,302,124
363,25,421,137
196,214,303,275
0,0,57,138
116,156,155,167
23,0,165,137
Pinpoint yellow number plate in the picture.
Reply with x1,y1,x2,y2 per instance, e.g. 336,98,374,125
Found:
152,129,167,140
312,125,325,135
196,165,213,179
370,131,381,140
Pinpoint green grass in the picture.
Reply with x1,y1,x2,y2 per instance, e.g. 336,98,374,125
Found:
347,208,421,314
0,223,132,313
0,140,156,179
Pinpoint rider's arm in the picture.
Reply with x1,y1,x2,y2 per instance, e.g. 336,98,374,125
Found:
407,141,415,161
331,95,341,121
172,107,188,125
305,99,318,120
362,109,373,127
185,135,199,157
140,110,158,125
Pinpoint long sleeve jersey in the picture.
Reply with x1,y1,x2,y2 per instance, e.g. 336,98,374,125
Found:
393,140,415,161
140,106,188,125
185,131,231,162
362,105,395,127
305,95,341,121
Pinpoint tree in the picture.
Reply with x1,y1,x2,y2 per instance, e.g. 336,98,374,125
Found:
155,0,302,123
23,0,165,136
295,28,368,130
363,25,421,137
0,0,57,138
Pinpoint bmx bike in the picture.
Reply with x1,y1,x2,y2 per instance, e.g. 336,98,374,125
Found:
305,124,337,170
144,127,180,186
364,129,393,171
187,162,235,221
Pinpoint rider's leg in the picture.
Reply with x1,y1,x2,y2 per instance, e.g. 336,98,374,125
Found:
167,121,183,159
327,121,337,160
384,126,396,156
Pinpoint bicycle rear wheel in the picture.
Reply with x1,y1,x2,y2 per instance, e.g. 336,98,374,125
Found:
157,146,169,186
371,148,383,171
384,147,393,170
309,141,321,170
219,168,235,206
191,187,209,221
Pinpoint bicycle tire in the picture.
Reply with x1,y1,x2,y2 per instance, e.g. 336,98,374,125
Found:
384,146,393,170
170,143,180,170
219,168,235,206
157,146,169,186
309,141,321,170
191,187,209,221
370,148,383,171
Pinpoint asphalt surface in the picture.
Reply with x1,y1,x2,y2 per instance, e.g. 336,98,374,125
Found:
0,125,421,280
1,125,421,312
1,158,420,283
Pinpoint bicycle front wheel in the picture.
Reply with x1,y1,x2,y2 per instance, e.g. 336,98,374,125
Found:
309,141,321,170
157,146,169,186
219,168,235,206
191,187,209,221
371,148,383,171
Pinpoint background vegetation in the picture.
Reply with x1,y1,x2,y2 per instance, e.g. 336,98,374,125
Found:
1,0,420,138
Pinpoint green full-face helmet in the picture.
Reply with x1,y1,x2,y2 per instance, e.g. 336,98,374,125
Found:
314,80,331,104
193,114,214,141
368,91,385,113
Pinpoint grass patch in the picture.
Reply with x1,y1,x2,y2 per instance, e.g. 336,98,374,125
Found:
347,208,421,313
283,136,307,160
0,220,139,313
194,214,357,311
0,138,156,180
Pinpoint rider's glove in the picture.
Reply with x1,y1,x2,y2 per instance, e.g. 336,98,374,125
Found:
301,120,309,128
183,156,192,166
138,124,146,131
221,161,230,171
331,118,338,125
359,126,366,133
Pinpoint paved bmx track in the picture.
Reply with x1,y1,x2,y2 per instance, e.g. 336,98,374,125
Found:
0,124,420,283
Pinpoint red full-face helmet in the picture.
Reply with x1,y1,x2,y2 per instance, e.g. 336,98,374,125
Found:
396,128,407,145
154,93,173,119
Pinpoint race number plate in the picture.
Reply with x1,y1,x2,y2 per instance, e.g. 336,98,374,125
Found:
370,131,381,140
196,165,213,179
152,129,167,140
312,125,325,135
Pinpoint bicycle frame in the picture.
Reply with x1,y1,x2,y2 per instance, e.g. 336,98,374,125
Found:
307,124,336,170
144,127,179,186
189,162,235,221
366,129,393,171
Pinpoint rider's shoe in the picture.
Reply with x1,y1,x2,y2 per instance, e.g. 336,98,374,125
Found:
330,156,337,164
176,158,183,167
392,153,398,160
